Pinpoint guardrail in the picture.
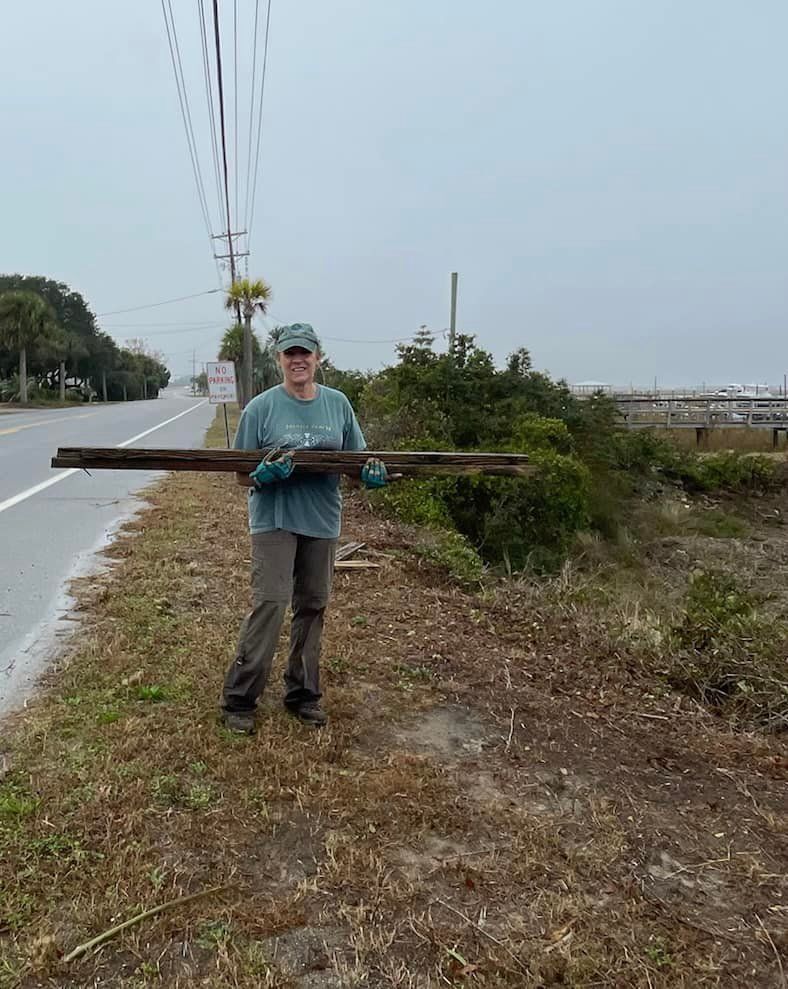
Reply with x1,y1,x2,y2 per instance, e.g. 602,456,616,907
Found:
615,396,788,431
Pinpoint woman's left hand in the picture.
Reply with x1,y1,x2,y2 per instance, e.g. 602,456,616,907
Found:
361,457,389,489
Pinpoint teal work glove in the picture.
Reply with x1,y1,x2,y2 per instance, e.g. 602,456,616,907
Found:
250,452,294,488
361,457,388,489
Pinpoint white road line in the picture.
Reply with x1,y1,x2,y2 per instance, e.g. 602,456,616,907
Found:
0,400,209,516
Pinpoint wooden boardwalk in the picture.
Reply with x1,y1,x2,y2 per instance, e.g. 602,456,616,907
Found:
613,395,788,445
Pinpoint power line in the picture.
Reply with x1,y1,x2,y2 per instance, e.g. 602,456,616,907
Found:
211,0,237,281
102,320,222,328
259,312,414,345
197,0,226,226
321,335,416,344
247,0,273,249
233,0,239,232
160,0,214,243
97,289,221,317
114,324,226,337
243,0,262,236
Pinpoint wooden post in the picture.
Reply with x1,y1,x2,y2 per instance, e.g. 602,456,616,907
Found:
122,384,128,402
696,426,710,450
773,428,779,450
19,346,28,403
59,361,66,402
449,272,458,355
101,369,108,403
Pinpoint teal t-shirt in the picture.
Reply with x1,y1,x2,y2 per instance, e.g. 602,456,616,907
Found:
234,384,367,539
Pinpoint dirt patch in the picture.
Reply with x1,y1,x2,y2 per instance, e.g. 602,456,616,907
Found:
395,705,489,759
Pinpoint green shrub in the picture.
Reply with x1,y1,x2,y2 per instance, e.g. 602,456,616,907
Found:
606,430,686,475
456,451,590,572
667,571,787,730
376,448,590,574
375,478,452,529
414,529,485,585
510,414,574,454
691,452,778,493
675,571,759,652
687,509,748,539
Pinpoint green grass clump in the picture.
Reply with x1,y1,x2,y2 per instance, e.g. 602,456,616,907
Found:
666,571,788,730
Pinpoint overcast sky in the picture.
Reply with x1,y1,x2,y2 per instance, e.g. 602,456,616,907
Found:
2,1,787,386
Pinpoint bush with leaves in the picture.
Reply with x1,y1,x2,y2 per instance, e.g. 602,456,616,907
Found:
510,413,574,455
440,451,591,572
666,571,788,730
376,447,590,574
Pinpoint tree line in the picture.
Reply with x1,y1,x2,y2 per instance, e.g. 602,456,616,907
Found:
0,274,170,404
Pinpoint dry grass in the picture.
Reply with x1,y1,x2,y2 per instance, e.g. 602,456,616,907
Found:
666,427,786,452
0,408,786,987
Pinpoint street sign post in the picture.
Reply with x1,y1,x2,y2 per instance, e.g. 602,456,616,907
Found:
206,362,238,405
205,362,238,446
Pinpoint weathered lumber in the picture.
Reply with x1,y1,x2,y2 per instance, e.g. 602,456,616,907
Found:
335,541,367,561
51,447,534,478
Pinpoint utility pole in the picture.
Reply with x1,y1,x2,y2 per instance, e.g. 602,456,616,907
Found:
192,349,196,396
213,229,251,404
101,369,108,403
449,272,458,356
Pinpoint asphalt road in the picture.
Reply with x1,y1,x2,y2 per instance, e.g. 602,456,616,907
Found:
0,390,215,716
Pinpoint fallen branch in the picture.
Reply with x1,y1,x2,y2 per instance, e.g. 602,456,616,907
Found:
51,447,533,478
435,898,528,973
505,707,516,752
63,884,232,964
756,914,787,988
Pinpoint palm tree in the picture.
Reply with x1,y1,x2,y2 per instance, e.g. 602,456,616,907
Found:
224,278,272,407
52,329,88,401
219,322,273,407
0,290,58,403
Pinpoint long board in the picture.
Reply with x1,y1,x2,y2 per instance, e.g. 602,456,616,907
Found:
51,447,533,478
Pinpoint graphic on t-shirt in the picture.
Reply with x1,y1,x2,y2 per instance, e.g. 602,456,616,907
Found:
279,429,339,450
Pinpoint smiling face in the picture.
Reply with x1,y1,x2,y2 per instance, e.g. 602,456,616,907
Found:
278,346,320,390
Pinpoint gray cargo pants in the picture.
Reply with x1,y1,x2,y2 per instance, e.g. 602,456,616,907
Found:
222,530,337,713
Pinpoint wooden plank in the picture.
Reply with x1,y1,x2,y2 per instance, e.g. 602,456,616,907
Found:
335,541,367,561
51,447,534,478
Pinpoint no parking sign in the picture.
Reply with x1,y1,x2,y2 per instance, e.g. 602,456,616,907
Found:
206,362,238,405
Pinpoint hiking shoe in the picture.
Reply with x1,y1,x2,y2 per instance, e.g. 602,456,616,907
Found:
289,701,327,727
222,711,256,735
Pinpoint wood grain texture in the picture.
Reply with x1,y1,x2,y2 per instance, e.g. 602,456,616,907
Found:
51,447,533,478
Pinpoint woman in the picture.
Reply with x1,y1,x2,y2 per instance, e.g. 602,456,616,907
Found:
222,323,387,733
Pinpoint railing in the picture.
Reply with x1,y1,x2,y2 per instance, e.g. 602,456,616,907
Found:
614,396,788,429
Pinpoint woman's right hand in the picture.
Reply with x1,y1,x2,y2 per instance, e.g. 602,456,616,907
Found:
249,452,294,487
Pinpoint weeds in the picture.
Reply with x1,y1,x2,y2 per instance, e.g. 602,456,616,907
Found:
413,527,484,584
667,571,788,729
0,779,38,820
136,684,167,702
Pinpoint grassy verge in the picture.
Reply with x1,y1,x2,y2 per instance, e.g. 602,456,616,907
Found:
0,408,786,987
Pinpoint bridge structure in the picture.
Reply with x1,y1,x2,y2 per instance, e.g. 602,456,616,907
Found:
612,395,788,446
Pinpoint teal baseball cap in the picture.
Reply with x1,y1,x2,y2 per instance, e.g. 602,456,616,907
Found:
276,323,321,353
